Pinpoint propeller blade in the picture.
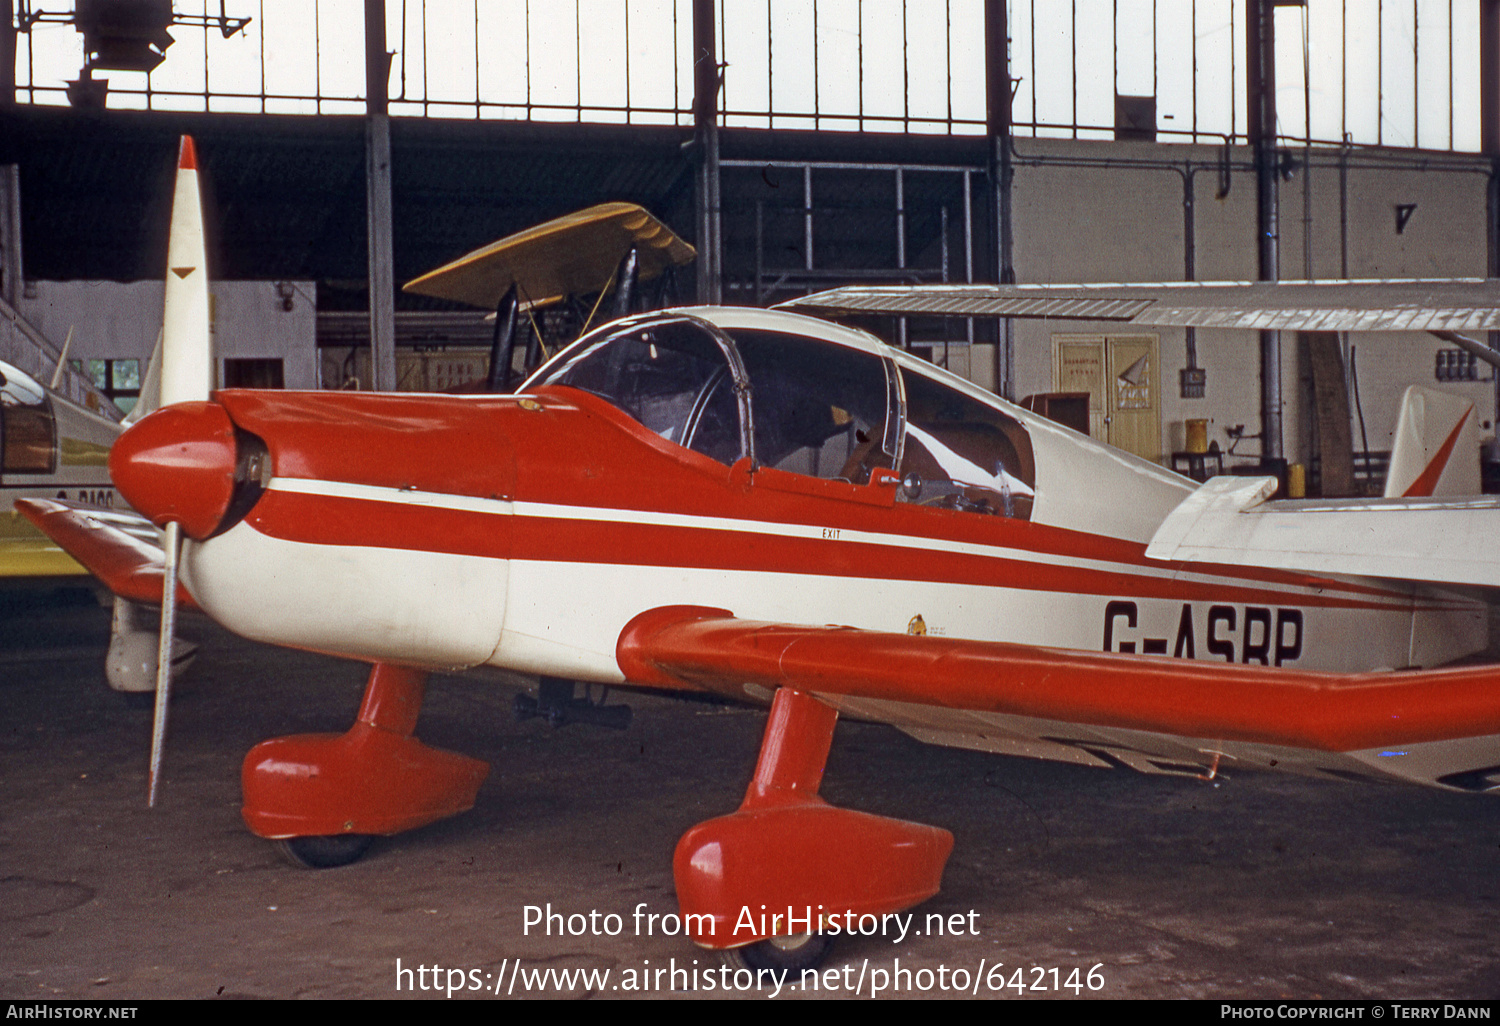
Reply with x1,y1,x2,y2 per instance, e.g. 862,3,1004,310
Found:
148,521,181,808
146,135,212,806
161,136,213,406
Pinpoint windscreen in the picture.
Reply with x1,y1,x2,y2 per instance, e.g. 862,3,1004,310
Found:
539,318,744,465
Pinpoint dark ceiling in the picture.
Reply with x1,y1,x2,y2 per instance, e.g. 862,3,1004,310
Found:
0,104,997,310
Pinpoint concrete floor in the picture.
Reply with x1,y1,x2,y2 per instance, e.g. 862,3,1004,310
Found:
3,588,1499,1001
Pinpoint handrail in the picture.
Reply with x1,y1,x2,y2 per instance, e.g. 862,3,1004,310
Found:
0,292,122,420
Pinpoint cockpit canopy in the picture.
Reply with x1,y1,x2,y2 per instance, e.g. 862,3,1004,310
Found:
533,312,1035,520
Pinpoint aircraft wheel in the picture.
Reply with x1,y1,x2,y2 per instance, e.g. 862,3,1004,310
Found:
276,834,375,869
721,933,833,974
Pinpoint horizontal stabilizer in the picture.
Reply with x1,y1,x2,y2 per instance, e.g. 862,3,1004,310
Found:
1145,475,1500,589
15,498,199,610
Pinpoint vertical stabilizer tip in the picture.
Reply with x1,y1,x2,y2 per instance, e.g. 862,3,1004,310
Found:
177,136,197,171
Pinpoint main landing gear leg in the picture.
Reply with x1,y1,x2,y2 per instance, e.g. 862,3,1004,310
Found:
106,597,198,707
674,687,953,972
241,662,489,868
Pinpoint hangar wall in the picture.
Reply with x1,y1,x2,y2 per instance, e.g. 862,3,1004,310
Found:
8,280,318,396
999,137,1494,469
1,104,1492,478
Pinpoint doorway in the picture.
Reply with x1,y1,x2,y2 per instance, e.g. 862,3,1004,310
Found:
1052,334,1161,462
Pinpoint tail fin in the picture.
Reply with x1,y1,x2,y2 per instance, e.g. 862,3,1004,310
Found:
1384,385,1479,497
160,136,213,406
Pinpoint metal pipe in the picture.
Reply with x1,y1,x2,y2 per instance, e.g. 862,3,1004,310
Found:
896,167,907,349
987,0,1014,398
1485,0,1500,156
1182,164,1199,386
1248,0,1282,462
942,204,950,366
364,0,396,392
941,204,949,284
1433,332,1500,373
1341,140,1353,432
723,159,980,174
896,168,906,269
692,0,720,304
1302,4,1313,279
755,199,764,305
963,169,973,283
0,0,16,108
964,169,974,348
1484,0,1500,425
0,164,20,309
1339,143,1350,277
803,165,814,272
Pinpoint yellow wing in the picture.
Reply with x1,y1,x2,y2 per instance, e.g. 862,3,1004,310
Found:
403,202,695,310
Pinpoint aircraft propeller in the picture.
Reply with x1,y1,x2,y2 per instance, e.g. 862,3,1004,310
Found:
146,135,214,806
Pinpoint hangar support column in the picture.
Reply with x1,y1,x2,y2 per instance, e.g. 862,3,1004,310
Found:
985,0,1014,400
0,164,19,309
1484,0,1500,424
0,0,13,310
692,0,722,306
364,0,396,392
1248,0,1282,464
1,0,16,107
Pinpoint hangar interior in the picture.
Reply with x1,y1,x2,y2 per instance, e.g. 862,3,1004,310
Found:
1,0,1497,497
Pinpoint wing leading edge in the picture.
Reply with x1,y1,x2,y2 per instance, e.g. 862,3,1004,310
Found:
778,279,1500,333
616,605,1500,755
403,202,696,311
15,498,198,610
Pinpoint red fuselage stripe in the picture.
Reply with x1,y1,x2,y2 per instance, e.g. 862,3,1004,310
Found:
212,386,1408,605
244,489,1417,610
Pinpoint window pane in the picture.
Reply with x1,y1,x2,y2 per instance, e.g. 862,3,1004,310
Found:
731,330,891,483
900,370,1035,520
111,359,141,391
84,359,108,390
2,405,55,474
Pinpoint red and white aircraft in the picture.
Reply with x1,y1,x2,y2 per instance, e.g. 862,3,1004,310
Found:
21,137,1500,971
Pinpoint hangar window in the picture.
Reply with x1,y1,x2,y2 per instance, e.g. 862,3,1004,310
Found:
72,358,142,413
538,316,747,465
898,370,1035,520
0,362,57,475
730,330,896,484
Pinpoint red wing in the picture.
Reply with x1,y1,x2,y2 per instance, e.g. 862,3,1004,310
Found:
617,605,1500,753
15,498,199,611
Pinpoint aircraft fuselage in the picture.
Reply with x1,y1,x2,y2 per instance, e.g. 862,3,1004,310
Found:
107,308,1489,792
